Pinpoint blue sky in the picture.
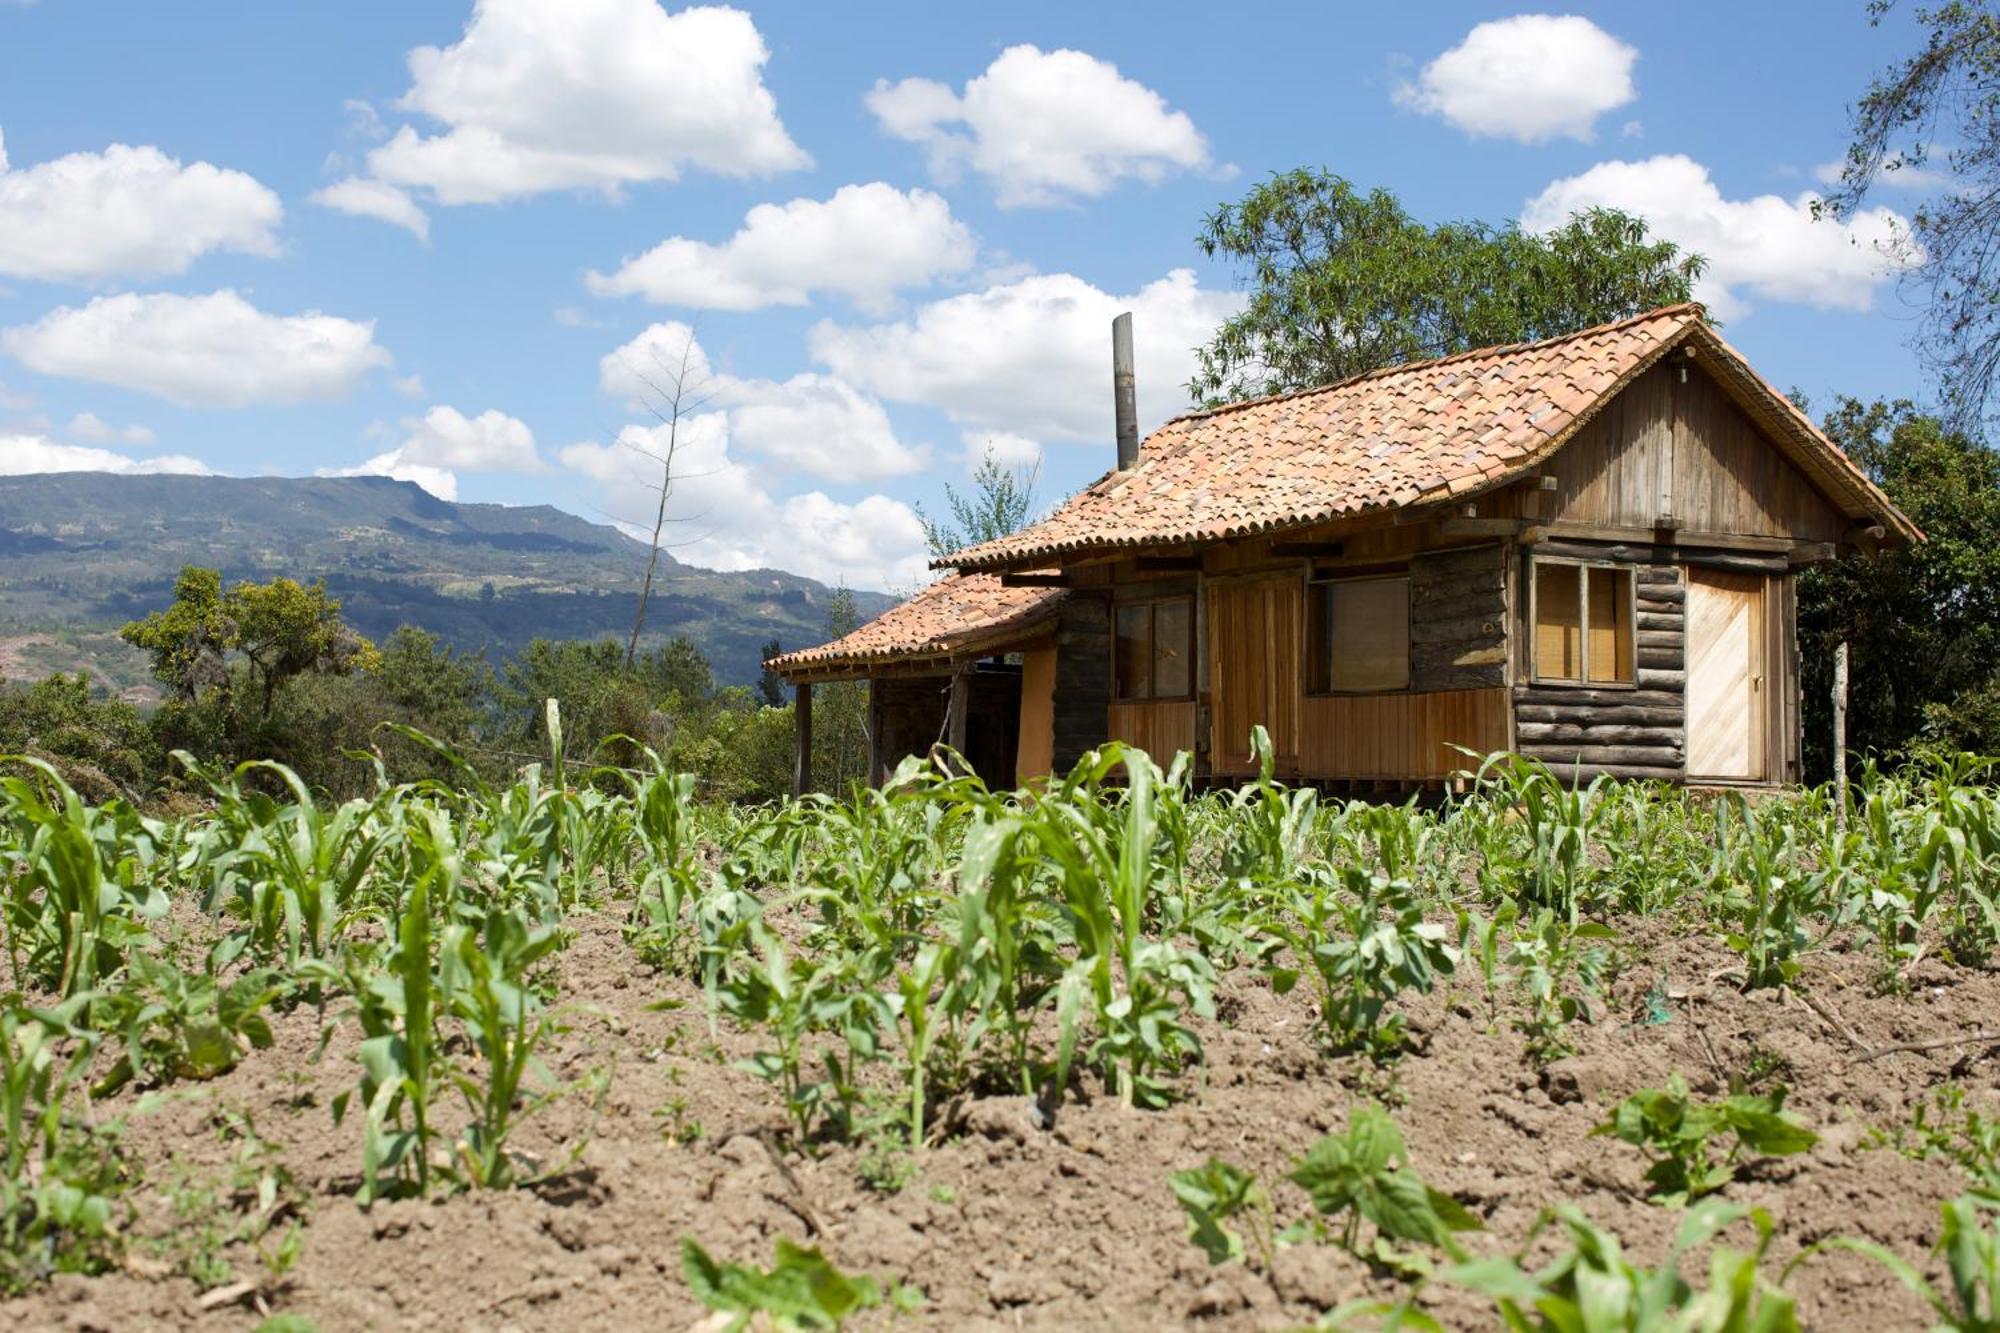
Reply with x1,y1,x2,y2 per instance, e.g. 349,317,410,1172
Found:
0,2,1941,591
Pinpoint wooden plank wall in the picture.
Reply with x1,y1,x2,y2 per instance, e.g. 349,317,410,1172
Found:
1207,575,1303,773
1107,700,1198,767
1298,687,1509,779
1410,544,1507,691
1014,645,1056,784
1546,363,1846,542
1513,561,1687,780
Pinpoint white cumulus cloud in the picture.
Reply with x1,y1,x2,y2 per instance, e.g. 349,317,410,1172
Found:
0,433,211,477
395,404,541,471
1522,154,1916,318
362,0,807,207
1,290,395,407
587,183,975,312
959,429,1042,473
0,127,283,283
66,411,154,446
314,404,540,501
808,268,1242,443
316,451,459,501
867,45,1211,208
599,321,928,482
560,415,929,589
1395,15,1637,144
311,176,431,241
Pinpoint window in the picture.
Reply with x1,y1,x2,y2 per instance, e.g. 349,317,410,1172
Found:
1308,574,1411,694
1532,559,1633,684
1113,596,1193,701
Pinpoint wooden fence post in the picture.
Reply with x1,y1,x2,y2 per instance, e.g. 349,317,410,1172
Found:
1832,641,1849,829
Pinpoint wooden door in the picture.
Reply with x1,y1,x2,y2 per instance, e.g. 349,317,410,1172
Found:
1206,575,1302,774
1685,569,1766,780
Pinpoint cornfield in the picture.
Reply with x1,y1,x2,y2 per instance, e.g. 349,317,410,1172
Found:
2,726,1998,1329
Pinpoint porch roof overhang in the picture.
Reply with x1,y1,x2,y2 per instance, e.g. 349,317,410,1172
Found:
765,572,1067,685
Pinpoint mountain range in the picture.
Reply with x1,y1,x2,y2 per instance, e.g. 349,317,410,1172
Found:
0,473,892,699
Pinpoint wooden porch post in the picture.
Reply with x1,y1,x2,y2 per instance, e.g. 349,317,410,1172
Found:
946,665,971,758
793,681,813,797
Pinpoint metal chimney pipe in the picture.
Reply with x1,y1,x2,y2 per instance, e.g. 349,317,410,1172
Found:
1112,311,1138,471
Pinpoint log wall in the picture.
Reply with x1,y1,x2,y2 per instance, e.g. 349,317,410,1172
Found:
1409,543,1508,692
1512,559,1688,781
1050,594,1112,772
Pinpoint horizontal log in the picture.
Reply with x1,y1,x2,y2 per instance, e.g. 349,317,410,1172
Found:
1637,669,1686,692
1637,653,1684,673
1411,614,1506,645
1536,539,1787,574
1413,545,1504,578
1517,721,1686,746
1636,611,1683,631
1414,666,1506,691
1514,685,1683,709
1413,643,1506,669
1411,586,1507,620
1525,762,1686,783
1637,629,1681,652
1636,566,1686,585
1637,587,1687,607
1521,743,1685,767
1514,702,1683,726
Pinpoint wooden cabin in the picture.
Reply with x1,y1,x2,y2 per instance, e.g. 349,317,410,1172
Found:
770,304,1919,792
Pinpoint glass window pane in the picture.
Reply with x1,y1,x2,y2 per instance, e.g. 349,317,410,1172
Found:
1587,567,1632,683
1535,563,1582,679
1330,577,1410,692
1153,599,1192,698
1114,603,1152,700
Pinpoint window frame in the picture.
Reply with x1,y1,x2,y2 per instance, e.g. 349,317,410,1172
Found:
1304,569,1413,698
1528,556,1638,688
1111,593,1195,703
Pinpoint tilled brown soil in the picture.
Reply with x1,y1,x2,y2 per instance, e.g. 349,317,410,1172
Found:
6,907,1994,1331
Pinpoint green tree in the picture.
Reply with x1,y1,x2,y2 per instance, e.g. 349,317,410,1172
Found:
1798,398,2000,774
120,567,376,718
1822,1,2000,429
756,638,786,709
919,448,1039,560
1191,171,1707,403
374,626,492,738
812,587,869,792
228,576,377,717
119,566,231,704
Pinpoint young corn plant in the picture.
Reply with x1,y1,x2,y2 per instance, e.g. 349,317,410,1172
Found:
0,756,166,999
1471,753,1607,923
1036,743,1213,1109
1709,795,1817,991
0,998,130,1294
438,905,566,1188
328,805,453,1204
1594,1074,1817,1206
181,756,390,969
624,763,701,971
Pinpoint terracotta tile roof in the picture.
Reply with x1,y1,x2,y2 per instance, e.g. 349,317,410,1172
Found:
766,572,1066,680
943,304,1919,570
